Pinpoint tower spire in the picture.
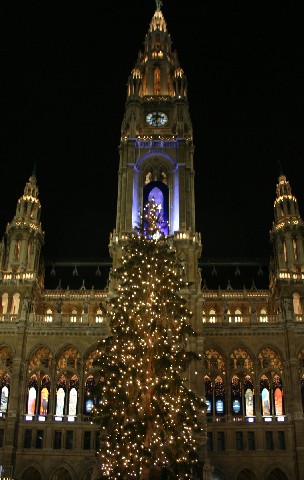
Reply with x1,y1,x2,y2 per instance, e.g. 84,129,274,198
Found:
3,173,44,278
110,4,201,292
270,173,304,291
277,158,283,177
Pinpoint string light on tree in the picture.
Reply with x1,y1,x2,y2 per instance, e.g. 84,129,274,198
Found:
92,198,205,479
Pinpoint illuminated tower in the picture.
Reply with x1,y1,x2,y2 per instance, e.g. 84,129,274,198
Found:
270,173,304,319
110,3,201,290
1,172,44,282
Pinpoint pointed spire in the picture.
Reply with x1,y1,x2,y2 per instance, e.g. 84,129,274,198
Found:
277,158,284,177
274,174,298,217
4,173,44,276
24,171,39,199
155,0,163,11
271,170,304,279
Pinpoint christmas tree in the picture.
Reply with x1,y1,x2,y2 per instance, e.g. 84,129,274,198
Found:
92,199,204,479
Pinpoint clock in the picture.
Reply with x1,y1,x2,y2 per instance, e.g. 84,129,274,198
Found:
146,111,168,127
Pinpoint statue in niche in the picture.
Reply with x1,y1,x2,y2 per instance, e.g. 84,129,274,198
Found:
56,299,63,314
21,296,30,316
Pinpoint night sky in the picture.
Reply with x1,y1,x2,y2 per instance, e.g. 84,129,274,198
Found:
1,1,304,263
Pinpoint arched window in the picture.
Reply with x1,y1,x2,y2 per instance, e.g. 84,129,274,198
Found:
154,67,161,95
259,308,268,323
293,238,298,260
260,375,271,416
231,375,242,414
11,292,20,314
1,293,8,315
204,375,212,415
55,375,66,416
15,240,21,260
143,181,169,235
273,373,284,416
70,309,77,323
227,309,232,323
235,309,242,323
202,310,206,323
68,375,79,416
244,375,254,417
215,375,225,414
39,375,50,416
84,374,104,415
209,309,216,323
0,373,10,413
96,309,103,323
27,375,38,415
84,375,95,414
45,308,53,322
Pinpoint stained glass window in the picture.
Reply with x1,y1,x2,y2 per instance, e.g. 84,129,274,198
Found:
244,376,254,417
273,373,284,416
27,375,38,415
39,376,50,416
68,375,79,416
0,373,10,413
260,376,271,416
56,375,66,416
215,375,225,414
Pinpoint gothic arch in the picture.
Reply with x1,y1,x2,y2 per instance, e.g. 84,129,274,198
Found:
236,468,257,480
257,346,284,373
136,150,176,169
0,344,14,369
213,468,226,479
21,463,46,480
56,345,82,372
229,345,254,373
27,345,53,371
265,467,289,480
84,346,101,374
203,345,226,373
50,464,75,480
79,465,95,480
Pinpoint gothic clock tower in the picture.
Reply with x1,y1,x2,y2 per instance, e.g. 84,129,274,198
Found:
110,2,202,292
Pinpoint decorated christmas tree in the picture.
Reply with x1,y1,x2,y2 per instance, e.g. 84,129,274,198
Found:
92,199,204,479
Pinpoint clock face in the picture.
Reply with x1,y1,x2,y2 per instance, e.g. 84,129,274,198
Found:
146,111,168,127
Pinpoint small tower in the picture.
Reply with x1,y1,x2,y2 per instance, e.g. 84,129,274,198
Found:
270,173,304,319
3,172,44,279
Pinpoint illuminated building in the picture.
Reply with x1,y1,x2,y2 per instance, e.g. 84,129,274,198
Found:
0,3,304,480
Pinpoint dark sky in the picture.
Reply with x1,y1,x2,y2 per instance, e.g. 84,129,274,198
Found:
1,1,304,262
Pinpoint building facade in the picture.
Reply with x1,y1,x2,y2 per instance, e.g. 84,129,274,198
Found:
1,5,304,480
